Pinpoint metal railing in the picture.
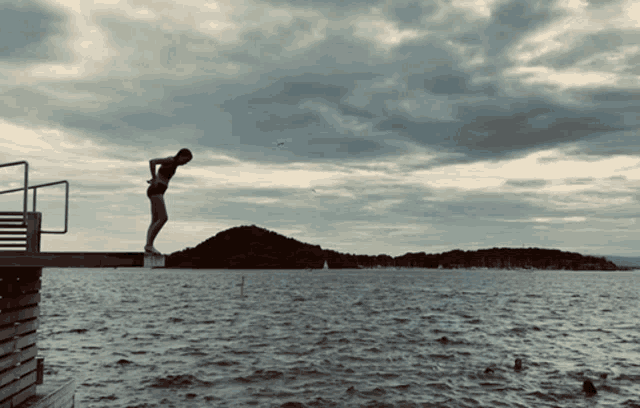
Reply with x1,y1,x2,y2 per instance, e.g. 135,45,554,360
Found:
0,160,69,234
0,161,28,226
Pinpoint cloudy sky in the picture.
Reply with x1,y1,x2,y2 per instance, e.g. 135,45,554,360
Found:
1,0,640,257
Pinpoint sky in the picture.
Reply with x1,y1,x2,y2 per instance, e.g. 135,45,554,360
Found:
1,0,640,257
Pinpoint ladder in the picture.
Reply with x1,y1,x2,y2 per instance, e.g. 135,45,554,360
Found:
0,212,37,251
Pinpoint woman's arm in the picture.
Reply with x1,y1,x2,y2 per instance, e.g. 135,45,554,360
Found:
149,157,174,181
149,160,157,179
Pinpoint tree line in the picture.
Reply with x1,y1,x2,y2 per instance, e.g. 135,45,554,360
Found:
165,225,621,270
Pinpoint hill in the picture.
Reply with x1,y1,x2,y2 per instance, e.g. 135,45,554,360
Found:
165,225,624,270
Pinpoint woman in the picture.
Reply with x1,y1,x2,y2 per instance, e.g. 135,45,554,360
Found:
145,148,193,255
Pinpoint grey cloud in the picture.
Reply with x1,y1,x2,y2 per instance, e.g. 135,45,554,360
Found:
93,69,389,159
551,196,640,219
571,147,640,157
395,42,472,94
0,77,172,136
3,22,460,161
452,33,483,46
491,0,553,31
306,138,382,155
377,116,458,148
454,104,625,152
585,0,624,6
194,191,378,230
249,82,350,106
0,3,66,61
591,91,640,102
337,105,376,119
387,190,550,223
375,96,630,167
215,71,384,149
256,0,379,11
269,18,317,51
0,86,57,127
256,112,322,132
536,156,561,164
405,64,469,95
406,70,498,96
97,16,219,71
564,177,595,185
574,190,633,200
386,0,436,25
220,49,262,66
421,10,483,38
505,179,548,188
71,77,146,98
564,131,640,157
5,4,636,170
484,0,552,58
226,188,292,199
121,112,179,130
226,30,379,71
530,30,635,69
422,76,466,95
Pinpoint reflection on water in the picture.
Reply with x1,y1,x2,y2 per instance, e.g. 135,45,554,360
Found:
39,268,640,407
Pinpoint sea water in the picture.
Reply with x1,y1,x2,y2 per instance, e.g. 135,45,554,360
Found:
38,268,640,408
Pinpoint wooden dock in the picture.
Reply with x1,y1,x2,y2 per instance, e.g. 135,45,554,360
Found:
0,267,75,408
0,245,163,407
17,378,75,408
0,161,173,407
0,160,80,407
0,161,169,408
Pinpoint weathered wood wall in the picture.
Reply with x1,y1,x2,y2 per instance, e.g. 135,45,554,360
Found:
0,267,41,408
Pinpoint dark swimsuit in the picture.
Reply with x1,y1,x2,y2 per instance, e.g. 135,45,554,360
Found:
146,160,177,198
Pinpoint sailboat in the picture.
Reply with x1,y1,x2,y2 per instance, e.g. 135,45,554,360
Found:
323,260,329,270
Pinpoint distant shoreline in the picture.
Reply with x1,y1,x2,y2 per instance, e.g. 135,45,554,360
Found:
149,266,636,271
165,225,628,271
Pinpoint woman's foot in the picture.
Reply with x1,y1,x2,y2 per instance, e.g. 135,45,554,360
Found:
144,245,162,255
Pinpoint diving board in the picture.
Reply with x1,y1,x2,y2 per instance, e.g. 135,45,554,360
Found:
0,252,147,268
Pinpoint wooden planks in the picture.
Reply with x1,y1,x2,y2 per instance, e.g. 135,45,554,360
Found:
0,225,78,407
0,346,37,373
0,308,40,333
0,268,42,282
7,383,36,408
0,281,41,298
0,266,42,408
0,321,39,345
0,359,37,389
0,371,37,408
0,267,42,298
0,293,41,313
0,212,27,252
0,212,41,253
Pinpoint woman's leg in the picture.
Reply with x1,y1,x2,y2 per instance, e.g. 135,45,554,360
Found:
146,195,168,248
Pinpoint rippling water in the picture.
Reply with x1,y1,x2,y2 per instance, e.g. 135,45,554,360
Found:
38,268,640,408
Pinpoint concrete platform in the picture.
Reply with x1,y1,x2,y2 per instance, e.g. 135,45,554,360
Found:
144,253,165,268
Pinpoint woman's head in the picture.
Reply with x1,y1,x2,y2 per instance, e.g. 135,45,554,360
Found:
174,148,193,165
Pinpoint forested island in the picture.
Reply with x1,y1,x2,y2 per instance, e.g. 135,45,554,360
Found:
165,225,625,270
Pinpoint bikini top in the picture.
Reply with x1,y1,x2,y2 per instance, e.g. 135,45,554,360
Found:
158,159,177,181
